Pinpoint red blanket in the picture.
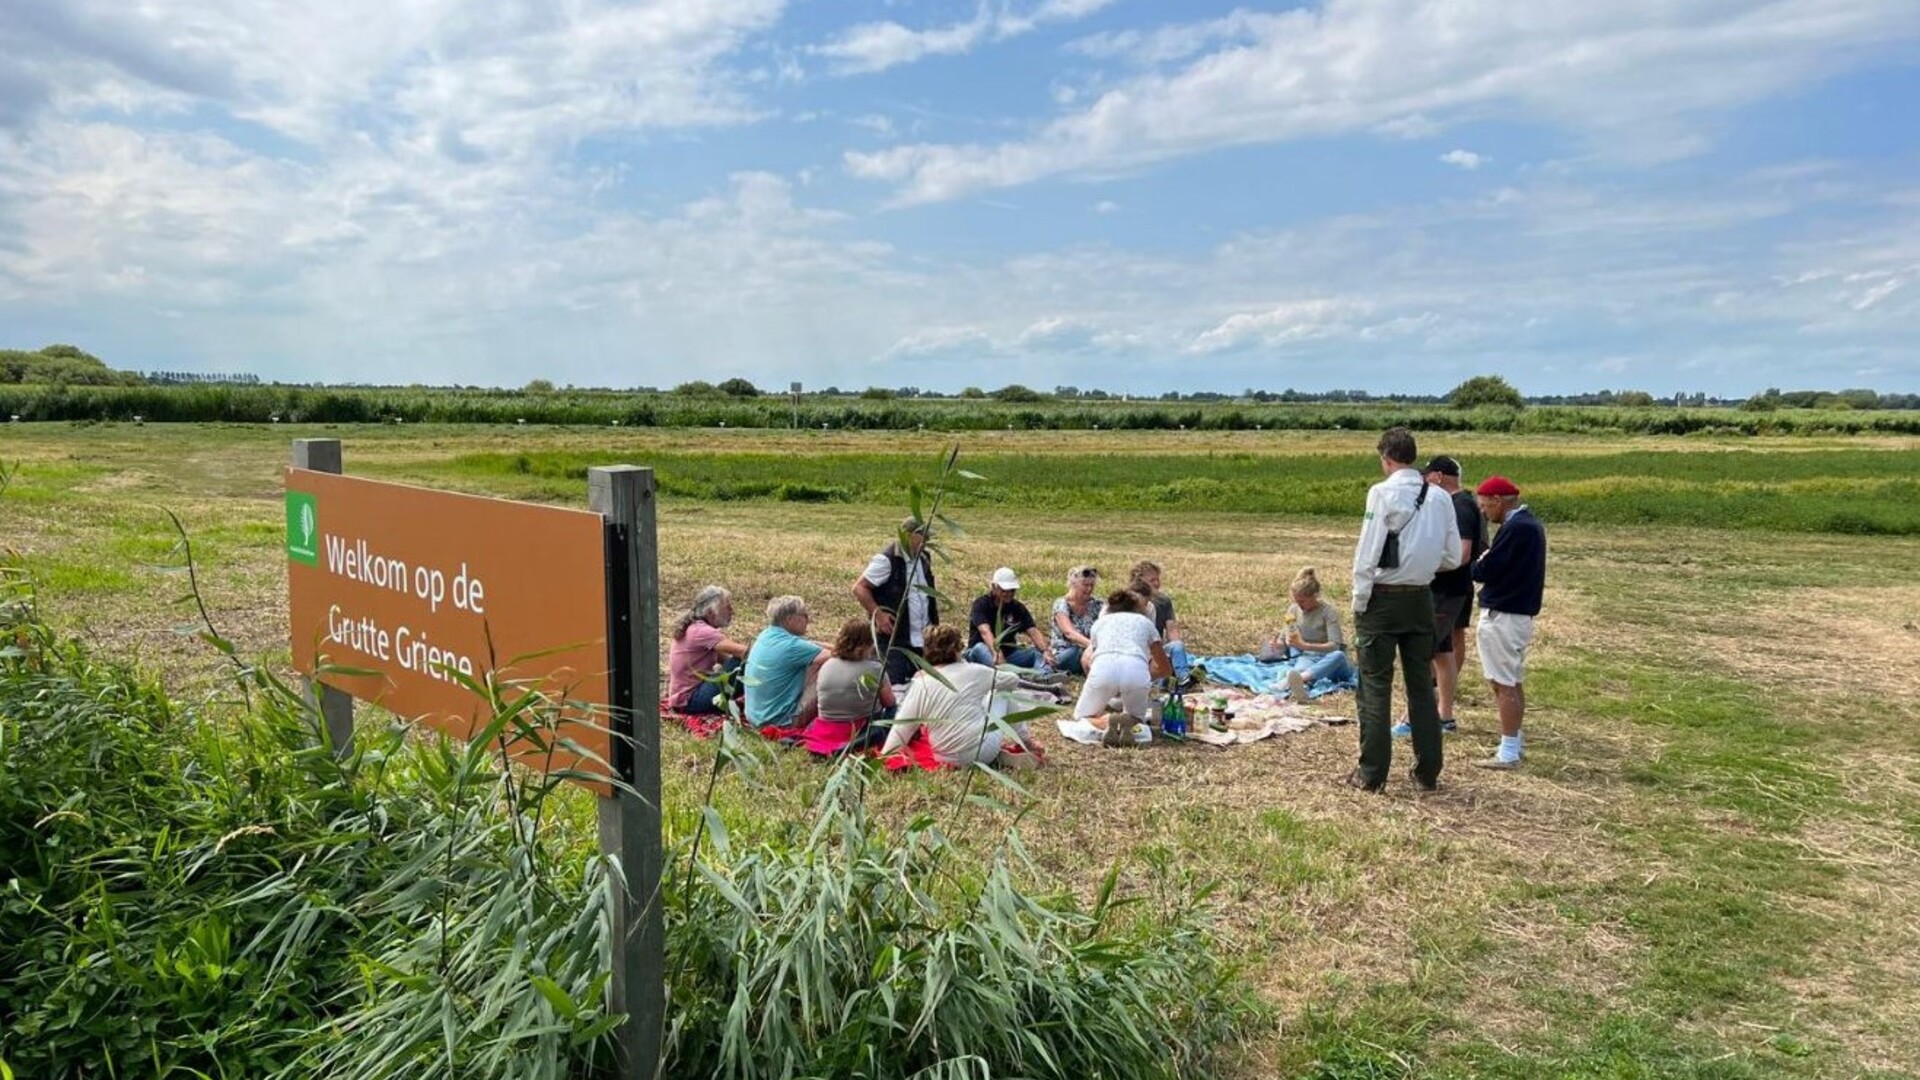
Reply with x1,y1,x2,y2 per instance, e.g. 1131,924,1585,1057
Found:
882,729,952,772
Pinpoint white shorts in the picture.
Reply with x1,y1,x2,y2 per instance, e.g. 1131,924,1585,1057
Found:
1477,609,1535,687
1075,654,1151,720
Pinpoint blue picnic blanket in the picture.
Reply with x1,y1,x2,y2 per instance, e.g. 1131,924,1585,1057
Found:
1194,654,1357,699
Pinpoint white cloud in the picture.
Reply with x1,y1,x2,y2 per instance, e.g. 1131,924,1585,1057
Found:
0,0,786,149
1190,299,1369,352
1853,278,1902,310
850,0,1920,203
1439,149,1486,170
811,0,1116,75
1092,199,1120,214
1068,9,1284,66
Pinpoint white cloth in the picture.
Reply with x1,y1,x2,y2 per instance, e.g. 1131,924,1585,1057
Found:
882,661,1022,765
1075,654,1152,720
1086,610,1159,666
1055,715,1153,745
1351,467,1463,614
1477,609,1535,686
863,552,930,646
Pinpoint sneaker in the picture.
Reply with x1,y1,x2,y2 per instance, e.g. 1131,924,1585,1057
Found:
1473,754,1521,770
1286,669,1310,702
1101,714,1137,748
1391,722,1412,739
1440,718,1459,734
1407,769,1438,792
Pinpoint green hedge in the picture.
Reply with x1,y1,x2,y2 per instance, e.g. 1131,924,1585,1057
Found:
5,384,1919,434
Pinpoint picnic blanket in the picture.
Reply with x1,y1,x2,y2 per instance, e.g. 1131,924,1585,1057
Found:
1194,654,1356,698
659,700,807,742
1052,685,1340,748
1181,687,1332,745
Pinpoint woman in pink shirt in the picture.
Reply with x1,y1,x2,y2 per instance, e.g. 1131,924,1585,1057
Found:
667,585,751,714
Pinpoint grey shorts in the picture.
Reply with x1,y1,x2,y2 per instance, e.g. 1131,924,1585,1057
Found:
1431,593,1471,653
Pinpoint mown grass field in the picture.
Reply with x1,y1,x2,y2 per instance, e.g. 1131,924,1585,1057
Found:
5,421,1920,1078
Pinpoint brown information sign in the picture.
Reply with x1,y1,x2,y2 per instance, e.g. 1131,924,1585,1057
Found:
285,468,614,786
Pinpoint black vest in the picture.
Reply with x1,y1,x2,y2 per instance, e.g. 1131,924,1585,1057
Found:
871,546,938,644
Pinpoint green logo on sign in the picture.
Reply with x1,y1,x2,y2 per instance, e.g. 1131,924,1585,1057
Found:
286,491,319,565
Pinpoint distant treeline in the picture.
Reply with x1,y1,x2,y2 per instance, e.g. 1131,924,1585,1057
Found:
5,382,1920,435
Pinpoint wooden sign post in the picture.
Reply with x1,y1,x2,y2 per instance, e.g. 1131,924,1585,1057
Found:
285,439,663,1079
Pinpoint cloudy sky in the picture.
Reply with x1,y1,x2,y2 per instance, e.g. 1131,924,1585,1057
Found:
3,0,1918,396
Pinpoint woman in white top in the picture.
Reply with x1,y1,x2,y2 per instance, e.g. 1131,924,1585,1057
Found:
881,625,1032,766
1073,588,1165,747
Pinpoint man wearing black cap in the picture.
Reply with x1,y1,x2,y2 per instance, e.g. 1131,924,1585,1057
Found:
1422,455,1485,732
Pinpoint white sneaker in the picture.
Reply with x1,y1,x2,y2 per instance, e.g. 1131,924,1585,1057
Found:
1287,669,1310,702
1473,754,1521,770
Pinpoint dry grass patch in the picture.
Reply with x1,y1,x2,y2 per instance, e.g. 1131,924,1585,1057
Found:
1724,584,1920,706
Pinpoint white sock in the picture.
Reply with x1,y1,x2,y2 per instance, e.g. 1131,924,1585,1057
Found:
1498,735,1522,760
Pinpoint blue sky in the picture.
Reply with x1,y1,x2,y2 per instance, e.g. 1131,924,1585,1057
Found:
2,0,1918,396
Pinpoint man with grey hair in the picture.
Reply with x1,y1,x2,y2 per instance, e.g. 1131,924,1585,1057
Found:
1347,427,1463,793
743,595,828,728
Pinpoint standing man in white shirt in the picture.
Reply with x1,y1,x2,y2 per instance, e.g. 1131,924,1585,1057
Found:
1347,427,1463,793
853,516,939,686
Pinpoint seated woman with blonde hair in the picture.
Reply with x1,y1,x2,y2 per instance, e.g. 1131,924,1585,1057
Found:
1048,565,1104,676
800,617,898,756
880,624,1038,767
1265,567,1354,701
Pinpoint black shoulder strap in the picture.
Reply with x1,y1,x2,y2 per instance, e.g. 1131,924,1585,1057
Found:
1414,481,1430,509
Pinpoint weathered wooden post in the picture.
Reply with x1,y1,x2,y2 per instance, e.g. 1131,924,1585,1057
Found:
589,466,666,1080
290,438,355,756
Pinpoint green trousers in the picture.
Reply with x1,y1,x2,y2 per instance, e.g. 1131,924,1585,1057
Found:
1354,587,1442,787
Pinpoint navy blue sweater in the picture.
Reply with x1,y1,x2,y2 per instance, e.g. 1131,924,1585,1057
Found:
1472,507,1545,616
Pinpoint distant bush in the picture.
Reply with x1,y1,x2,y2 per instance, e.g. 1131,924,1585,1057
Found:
0,345,143,387
1448,375,1524,409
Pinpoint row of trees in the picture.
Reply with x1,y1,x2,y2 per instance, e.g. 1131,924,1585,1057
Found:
9,344,1916,409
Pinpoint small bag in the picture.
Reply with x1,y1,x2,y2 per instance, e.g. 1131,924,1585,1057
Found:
1377,481,1431,570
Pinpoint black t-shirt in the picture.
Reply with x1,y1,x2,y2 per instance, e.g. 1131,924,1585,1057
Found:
967,594,1038,648
1432,489,1486,597
1150,594,1176,635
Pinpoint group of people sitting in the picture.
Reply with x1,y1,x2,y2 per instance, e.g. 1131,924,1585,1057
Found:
663,516,1353,764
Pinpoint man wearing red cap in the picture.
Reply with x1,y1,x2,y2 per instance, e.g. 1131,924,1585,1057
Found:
1471,476,1546,769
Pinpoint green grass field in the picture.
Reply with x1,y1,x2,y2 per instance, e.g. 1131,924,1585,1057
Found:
5,422,1919,1077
